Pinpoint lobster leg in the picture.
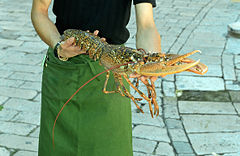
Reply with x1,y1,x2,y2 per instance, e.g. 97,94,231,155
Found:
140,78,159,116
123,75,156,118
150,79,159,116
117,75,143,113
135,77,140,88
103,72,129,98
116,74,142,101
103,71,119,94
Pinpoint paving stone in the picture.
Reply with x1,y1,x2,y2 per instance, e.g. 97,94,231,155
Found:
0,108,18,121
0,70,13,78
6,45,47,54
20,81,41,91
225,38,240,54
140,98,163,116
189,132,240,155
223,152,240,156
155,142,175,156
168,129,188,142
182,115,240,133
0,78,24,87
13,30,37,37
182,47,223,56
33,93,41,102
164,103,180,119
162,74,175,81
0,134,38,151
222,54,234,66
178,101,236,114
0,87,37,99
176,76,225,91
29,127,40,138
0,121,36,135
185,39,225,49
235,55,240,69
165,119,183,129
14,151,38,156
186,55,222,65
9,72,42,82
163,81,176,97
154,78,162,88
133,152,154,156
0,38,23,46
15,41,47,53
236,69,240,81
172,141,193,154
190,32,226,41
177,154,195,156
132,138,157,154
12,111,40,125
16,35,41,42
132,112,165,127
223,65,236,80
163,97,177,105
226,81,240,90
233,103,240,114
0,30,19,40
178,91,231,102
4,98,40,113
0,63,42,73
133,125,170,142
0,147,10,156
0,24,28,31
0,95,8,104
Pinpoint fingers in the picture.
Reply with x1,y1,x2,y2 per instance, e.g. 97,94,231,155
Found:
93,30,99,35
93,30,106,42
101,37,106,42
63,37,75,47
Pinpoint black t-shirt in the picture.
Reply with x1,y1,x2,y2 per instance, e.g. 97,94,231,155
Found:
53,0,156,44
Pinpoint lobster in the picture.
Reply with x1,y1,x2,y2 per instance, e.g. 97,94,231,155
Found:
61,29,208,117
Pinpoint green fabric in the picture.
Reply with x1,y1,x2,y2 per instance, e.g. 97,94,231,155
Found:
38,47,133,156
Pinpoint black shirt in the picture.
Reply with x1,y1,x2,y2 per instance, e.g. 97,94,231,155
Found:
53,0,156,44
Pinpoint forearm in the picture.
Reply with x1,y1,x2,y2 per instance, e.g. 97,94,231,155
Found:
135,3,161,53
136,25,161,53
31,11,60,48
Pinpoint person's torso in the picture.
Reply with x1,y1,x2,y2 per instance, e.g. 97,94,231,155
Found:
53,0,132,44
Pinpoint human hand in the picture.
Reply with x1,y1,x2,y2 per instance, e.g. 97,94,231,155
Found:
57,30,106,58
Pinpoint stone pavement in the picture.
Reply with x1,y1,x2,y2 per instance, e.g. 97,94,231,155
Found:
0,0,240,155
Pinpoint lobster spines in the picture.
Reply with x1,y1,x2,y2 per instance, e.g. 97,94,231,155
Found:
61,29,107,61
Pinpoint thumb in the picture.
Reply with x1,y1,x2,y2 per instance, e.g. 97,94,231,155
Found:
64,37,75,46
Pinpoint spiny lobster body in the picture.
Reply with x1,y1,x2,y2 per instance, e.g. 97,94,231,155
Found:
61,29,208,117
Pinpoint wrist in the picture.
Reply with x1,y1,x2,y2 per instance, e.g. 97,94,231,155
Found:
53,41,68,61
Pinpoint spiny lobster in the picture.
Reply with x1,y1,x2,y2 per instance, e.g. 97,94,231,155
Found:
61,29,208,117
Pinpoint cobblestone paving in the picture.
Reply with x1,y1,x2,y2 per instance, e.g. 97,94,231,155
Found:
0,0,240,156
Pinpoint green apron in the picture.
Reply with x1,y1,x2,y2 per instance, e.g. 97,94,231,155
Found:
38,47,133,156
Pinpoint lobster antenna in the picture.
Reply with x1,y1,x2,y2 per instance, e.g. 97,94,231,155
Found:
52,62,132,148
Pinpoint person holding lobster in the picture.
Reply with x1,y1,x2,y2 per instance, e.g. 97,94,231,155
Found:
31,0,161,155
